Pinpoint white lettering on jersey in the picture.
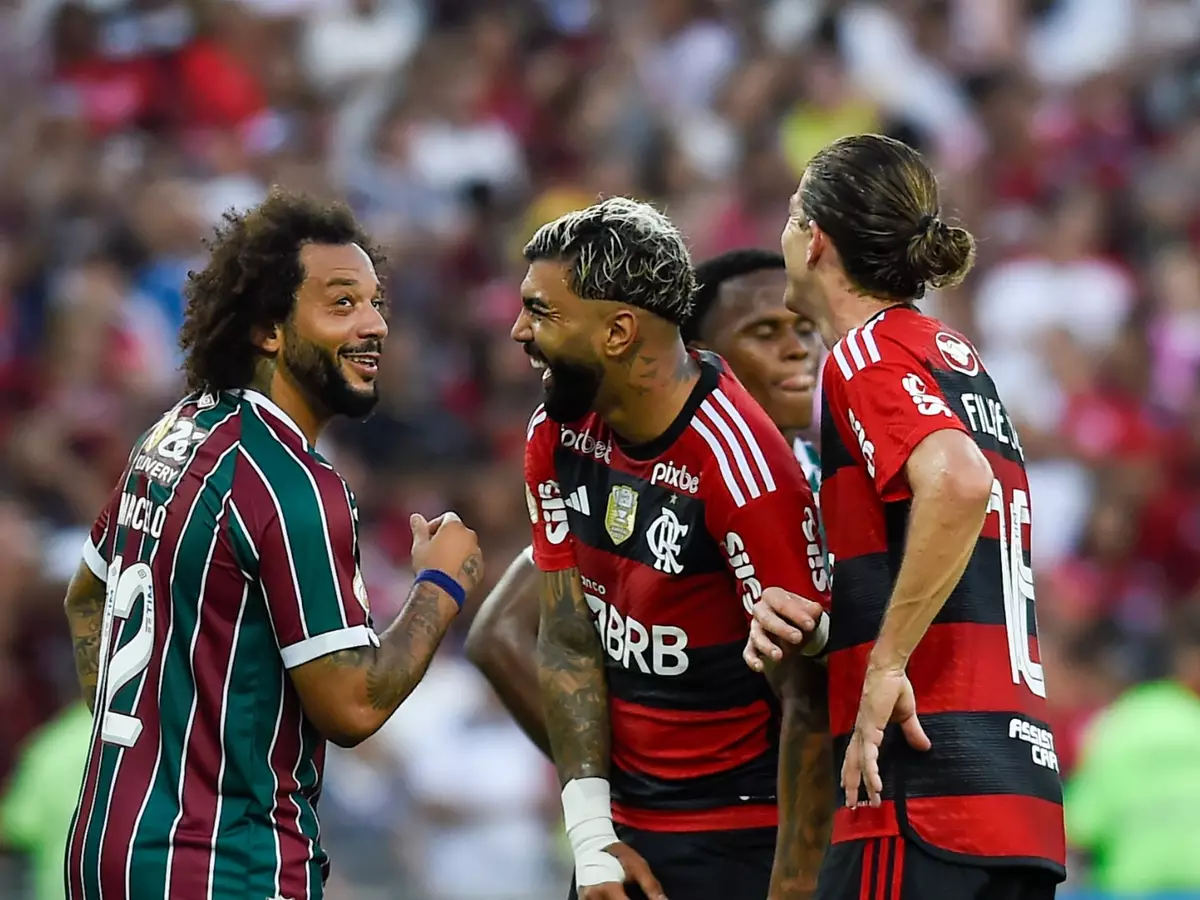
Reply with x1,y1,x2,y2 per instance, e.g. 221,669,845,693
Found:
690,388,775,508
646,507,689,574
723,531,763,615
902,372,953,418
1008,717,1059,773
847,407,876,478
116,493,167,539
560,427,613,464
535,480,569,545
650,460,700,494
802,508,829,593
585,593,688,676
961,393,1025,460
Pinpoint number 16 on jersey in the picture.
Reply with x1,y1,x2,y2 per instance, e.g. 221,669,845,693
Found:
987,479,1046,699
96,556,156,748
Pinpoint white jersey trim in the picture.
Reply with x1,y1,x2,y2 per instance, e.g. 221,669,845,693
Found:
82,537,107,581
242,390,309,446
527,404,548,441
712,389,776,493
692,392,777,508
831,313,887,381
280,624,380,669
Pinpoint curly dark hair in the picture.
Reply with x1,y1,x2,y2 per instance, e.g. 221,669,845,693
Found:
179,188,382,392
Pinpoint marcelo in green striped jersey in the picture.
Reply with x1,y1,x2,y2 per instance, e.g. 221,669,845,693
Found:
63,189,484,900
464,249,833,898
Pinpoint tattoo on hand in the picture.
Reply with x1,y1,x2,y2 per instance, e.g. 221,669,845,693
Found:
459,552,483,591
537,568,609,783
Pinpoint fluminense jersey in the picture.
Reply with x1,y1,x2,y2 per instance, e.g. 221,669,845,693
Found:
793,437,821,500
819,306,1065,876
67,389,378,900
525,351,829,833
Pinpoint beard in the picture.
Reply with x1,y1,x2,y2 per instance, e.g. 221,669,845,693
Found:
527,343,604,423
282,323,381,420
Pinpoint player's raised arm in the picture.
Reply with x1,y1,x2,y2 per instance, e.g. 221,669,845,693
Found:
463,546,549,756
291,511,482,747
702,412,835,899
236,452,483,748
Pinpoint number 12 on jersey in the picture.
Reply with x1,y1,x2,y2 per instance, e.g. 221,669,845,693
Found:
96,556,156,748
987,479,1046,699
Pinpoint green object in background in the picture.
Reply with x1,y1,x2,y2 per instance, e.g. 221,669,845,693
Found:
1066,681,1200,893
1,702,93,900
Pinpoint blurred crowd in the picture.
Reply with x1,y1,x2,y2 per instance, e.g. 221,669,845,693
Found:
1,0,1200,897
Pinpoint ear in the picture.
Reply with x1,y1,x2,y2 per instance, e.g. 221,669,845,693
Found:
604,308,640,360
254,323,282,355
806,221,826,269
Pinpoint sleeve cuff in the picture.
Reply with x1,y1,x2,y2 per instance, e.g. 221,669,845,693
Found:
279,624,381,669
81,538,108,581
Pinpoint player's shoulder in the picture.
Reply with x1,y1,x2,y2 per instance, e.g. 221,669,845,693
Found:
525,403,554,442
825,307,973,384
525,403,610,461
235,391,352,513
687,355,806,507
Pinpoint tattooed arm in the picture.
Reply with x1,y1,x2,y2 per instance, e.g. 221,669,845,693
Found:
64,562,107,712
464,547,549,756
537,566,609,781
764,656,835,899
288,513,483,747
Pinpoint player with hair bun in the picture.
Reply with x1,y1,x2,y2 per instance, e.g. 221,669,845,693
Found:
747,134,1066,900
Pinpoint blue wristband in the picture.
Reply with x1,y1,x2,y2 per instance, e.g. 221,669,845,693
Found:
414,568,467,610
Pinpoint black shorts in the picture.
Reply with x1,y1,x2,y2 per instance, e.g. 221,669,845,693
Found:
815,837,1058,900
567,823,775,900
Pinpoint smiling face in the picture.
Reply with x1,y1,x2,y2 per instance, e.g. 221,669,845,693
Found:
271,242,388,419
696,267,821,432
511,259,611,423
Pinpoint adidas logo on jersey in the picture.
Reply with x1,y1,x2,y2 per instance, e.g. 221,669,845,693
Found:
564,486,590,515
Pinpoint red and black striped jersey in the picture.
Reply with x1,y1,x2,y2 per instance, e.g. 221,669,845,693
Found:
525,351,829,833
820,307,1065,878
820,307,1065,876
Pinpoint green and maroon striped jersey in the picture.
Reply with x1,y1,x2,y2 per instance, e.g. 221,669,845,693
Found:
66,389,378,900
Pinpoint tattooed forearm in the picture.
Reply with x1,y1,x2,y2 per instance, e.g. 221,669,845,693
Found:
536,567,609,783
64,564,107,712
322,549,483,713
768,658,835,899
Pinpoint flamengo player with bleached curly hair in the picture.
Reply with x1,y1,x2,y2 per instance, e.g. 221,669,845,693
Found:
514,198,832,900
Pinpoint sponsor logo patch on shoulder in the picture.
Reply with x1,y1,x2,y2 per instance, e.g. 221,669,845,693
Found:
935,331,980,376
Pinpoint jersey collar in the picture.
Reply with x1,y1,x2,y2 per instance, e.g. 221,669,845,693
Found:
240,389,309,446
